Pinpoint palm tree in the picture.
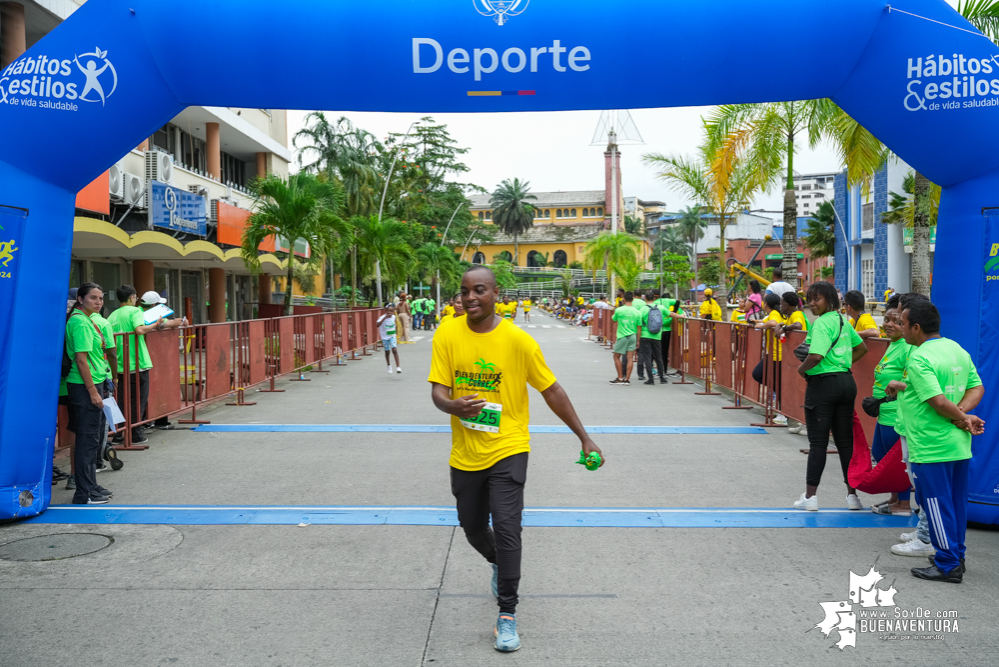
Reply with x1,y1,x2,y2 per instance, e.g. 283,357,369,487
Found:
582,231,641,296
882,172,941,295
658,226,692,257
624,215,646,236
614,258,644,293
676,205,707,286
490,178,537,265
960,1,999,42
353,215,413,304
644,140,760,296
803,200,836,259
242,173,349,314
705,100,886,288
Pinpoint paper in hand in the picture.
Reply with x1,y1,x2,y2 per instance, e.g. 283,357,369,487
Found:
102,397,126,432
142,303,174,325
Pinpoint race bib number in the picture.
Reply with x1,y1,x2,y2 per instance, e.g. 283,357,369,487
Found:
460,402,503,434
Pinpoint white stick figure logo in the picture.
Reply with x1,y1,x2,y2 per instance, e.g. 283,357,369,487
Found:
474,0,530,26
164,186,178,215
74,47,117,105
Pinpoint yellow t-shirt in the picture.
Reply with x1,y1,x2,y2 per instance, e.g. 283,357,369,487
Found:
699,299,722,321
729,310,746,323
851,313,879,334
787,310,808,332
764,309,786,360
428,317,557,471
496,302,517,319
522,299,532,311
577,297,584,306
443,304,455,318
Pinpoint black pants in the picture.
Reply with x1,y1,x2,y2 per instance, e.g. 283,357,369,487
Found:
804,373,856,488
451,452,528,614
640,337,665,379
116,370,149,439
67,382,107,503
660,330,672,371
752,359,782,407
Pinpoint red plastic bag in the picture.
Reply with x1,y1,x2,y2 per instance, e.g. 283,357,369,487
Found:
847,411,911,494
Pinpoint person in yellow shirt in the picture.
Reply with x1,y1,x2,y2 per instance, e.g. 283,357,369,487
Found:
844,290,880,339
753,292,787,423
440,297,464,324
698,288,723,321
429,266,603,652
521,297,533,323
496,295,517,321
729,298,747,323
442,298,456,320
779,292,808,334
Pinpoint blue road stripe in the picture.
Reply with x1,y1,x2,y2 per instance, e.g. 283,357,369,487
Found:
25,505,919,528
192,424,768,434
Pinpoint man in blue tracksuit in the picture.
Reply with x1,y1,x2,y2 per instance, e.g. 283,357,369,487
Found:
890,299,985,583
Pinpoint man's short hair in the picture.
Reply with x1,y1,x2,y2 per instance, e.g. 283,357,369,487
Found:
117,284,136,303
781,292,800,308
624,291,634,301
645,290,655,301
904,299,941,335
462,265,497,288
772,266,783,279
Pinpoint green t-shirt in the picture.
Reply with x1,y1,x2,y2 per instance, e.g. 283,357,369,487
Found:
612,305,642,338
655,298,678,332
65,312,110,385
639,303,664,341
872,337,911,427
90,313,115,352
900,337,982,464
632,298,647,311
108,305,153,372
428,299,436,312
803,312,862,375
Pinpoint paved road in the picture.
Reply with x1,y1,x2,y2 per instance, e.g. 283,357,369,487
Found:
2,308,997,666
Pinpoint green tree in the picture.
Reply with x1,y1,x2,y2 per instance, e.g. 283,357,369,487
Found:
491,260,518,292
705,100,886,288
882,171,941,295
677,205,707,286
559,268,574,298
959,1,999,42
804,200,836,259
582,231,642,298
624,214,646,236
655,226,692,258
658,252,695,298
416,242,462,306
698,247,723,286
614,258,644,293
353,215,413,305
490,178,537,265
568,260,583,270
242,173,349,314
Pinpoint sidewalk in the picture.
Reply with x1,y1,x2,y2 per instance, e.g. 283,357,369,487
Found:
2,310,997,666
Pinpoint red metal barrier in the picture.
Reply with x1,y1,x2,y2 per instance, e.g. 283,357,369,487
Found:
695,320,720,396
671,317,693,384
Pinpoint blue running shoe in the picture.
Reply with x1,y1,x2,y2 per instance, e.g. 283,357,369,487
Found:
494,614,521,652
491,563,499,598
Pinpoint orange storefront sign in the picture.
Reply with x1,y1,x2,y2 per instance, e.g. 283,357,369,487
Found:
216,200,274,251
76,171,110,215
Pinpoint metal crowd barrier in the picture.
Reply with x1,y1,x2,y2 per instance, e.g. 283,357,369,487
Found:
668,315,888,442
110,309,382,449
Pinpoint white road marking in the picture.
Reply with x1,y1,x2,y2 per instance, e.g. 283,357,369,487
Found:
409,336,425,342
528,325,538,328
542,325,552,329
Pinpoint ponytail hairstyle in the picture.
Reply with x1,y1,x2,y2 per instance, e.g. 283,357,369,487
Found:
763,292,781,311
67,282,103,321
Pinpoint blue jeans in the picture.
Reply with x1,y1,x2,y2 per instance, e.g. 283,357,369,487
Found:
871,423,909,501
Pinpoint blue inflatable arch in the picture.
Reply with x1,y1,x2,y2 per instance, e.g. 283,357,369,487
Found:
2,0,998,522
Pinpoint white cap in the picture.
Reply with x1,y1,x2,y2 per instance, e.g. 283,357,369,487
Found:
139,290,166,306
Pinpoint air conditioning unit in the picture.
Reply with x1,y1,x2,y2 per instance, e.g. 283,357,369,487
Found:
108,162,125,201
123,172,144,207
188,184,209,197
144,150,173,185
210,199,220,224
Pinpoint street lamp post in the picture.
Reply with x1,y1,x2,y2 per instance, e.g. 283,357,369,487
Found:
436,201,464,310
375,120,420,306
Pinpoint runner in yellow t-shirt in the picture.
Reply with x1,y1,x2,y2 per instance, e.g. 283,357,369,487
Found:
844,289,880,339
429,266,603,652
496,296,517,321
521,297,533,323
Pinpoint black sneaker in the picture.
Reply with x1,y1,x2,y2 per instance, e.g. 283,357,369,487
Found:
643,380,655,385
660,377,668,384
928,556,966,574
82,496,110,505
154,423,175,431
104,447,124,471
52,466,70,481
637,376,646,381
65,475,76,490
609,378,625,385
132,433,149,444
95,463,110,474
911,564,963,583
96,487,114,499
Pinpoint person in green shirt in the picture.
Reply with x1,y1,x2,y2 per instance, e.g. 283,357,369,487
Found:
88,308,118,473
654,291,680,377
631,292,648,380
869,298,912,516
886,299,984,583
793,281,867,512
610,291,642,385
64,283,114,505
637,289,666,384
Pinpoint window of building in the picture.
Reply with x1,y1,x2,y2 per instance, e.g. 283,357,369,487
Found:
546,209,551,218
527,250,545,267
220,151,247,188
478,212,484,221
472,251,485,264
814,192,824,198
801,184,812,190
862,258,874,299
598,207,604,216
570,208,577,217
802,194,811,199
485,210,492,221
554,249,567,267
556,209,562,218
862,203,874,232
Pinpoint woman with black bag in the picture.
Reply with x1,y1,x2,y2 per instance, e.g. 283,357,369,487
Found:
792,282,868,511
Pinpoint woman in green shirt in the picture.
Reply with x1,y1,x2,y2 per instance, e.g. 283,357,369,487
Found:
870,297,912,515
793,282,867,512
64,283,114,505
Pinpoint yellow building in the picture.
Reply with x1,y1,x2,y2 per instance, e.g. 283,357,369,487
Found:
464,191,651,267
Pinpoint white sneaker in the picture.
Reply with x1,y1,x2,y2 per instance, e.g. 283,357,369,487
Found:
774,414,788,425
900,530,918,542
846,494,863,510
891,539,936,557
793,493,818,511
396,367,402,373
388,366,393,374
787,424,801,434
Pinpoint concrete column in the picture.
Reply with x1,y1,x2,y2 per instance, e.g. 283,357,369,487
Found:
258,273,271,304
206,122,221,181
137,138,149,152
256,152,267,178
208,268,226,323
0,2,26,69
132,260,155,295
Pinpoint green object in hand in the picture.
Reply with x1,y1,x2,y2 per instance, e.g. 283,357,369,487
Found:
575,450,602,471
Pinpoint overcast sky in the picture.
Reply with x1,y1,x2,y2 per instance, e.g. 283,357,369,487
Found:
285,2,962,217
